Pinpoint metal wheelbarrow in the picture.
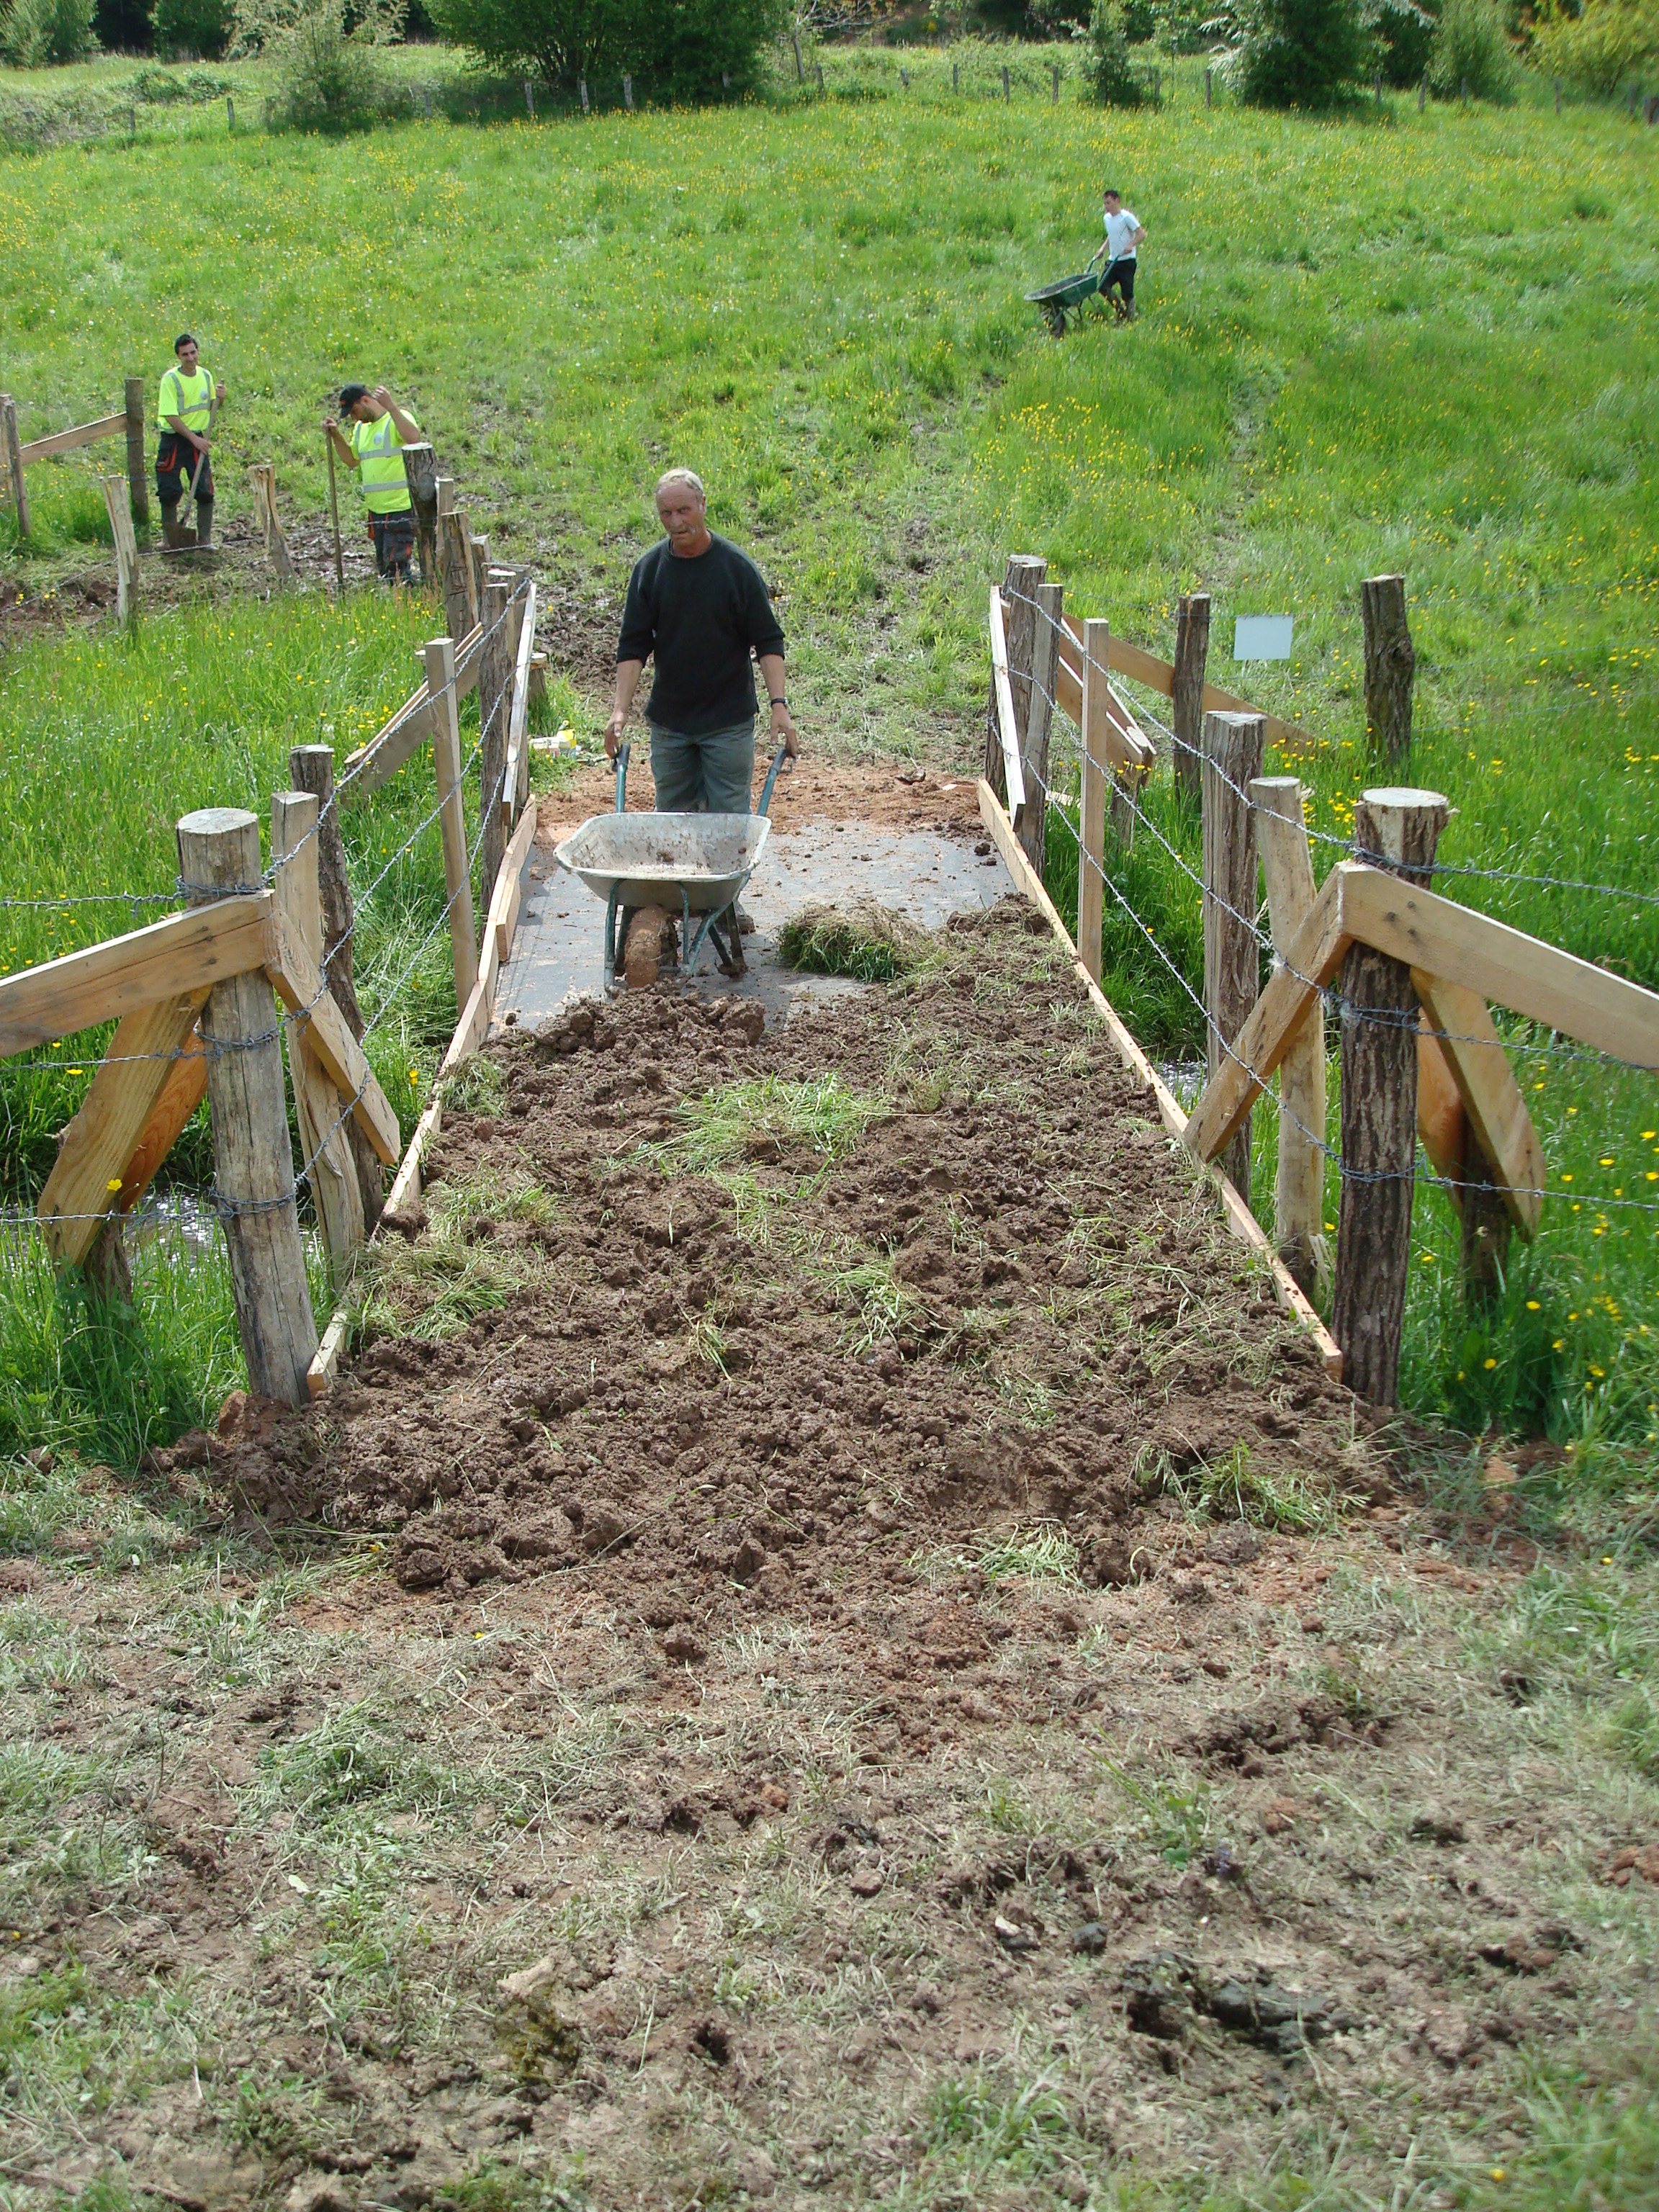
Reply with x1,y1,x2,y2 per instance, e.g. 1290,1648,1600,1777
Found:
1024,269,1102,336
554,740,791,994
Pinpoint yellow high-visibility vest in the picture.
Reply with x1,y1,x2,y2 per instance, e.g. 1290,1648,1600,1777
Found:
348,409,417,516
157,364,214,432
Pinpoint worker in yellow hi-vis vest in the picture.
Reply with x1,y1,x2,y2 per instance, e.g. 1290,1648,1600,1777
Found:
156,332,225,548
323,383,421,584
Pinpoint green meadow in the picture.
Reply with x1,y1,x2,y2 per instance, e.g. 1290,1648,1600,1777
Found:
0,41,1655,1486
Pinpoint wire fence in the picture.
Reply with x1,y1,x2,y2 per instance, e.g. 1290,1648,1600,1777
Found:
0,571,530,1236
1001,583,1659,1226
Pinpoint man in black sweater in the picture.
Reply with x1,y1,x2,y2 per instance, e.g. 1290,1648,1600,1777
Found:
606,469,797,814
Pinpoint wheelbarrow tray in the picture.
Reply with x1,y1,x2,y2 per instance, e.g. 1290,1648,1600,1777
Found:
1025,271,1101,307
554,809,771,917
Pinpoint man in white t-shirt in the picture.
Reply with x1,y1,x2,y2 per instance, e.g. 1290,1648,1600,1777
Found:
1087,187,1147,320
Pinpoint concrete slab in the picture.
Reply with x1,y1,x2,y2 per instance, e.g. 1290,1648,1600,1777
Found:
492,816,1015,1035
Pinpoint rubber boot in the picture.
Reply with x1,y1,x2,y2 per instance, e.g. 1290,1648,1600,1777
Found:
161,498,190,549
195,498,214,549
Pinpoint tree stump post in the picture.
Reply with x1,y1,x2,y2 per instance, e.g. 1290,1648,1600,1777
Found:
3,395,30,541
401,441,439,592
1202,710,1267,1201
1362,573,1414,765
478,575,513,908
1334,786,1449,1405
124,376,149,528
176,806,318,1404
437,493,474,642
983,554,1044,804
1172,591,1211,806
288,742,383,1231
423,635,480,1012
1251,775,1327,1298
271,791,364,1285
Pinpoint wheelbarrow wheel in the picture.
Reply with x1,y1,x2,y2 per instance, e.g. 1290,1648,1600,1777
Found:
1042,301,1067,339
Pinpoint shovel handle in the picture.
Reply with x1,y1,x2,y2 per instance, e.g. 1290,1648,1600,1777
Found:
614,740,630,814
757,741,793,819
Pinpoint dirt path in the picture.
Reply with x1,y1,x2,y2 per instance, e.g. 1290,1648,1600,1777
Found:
4,904,1652,2211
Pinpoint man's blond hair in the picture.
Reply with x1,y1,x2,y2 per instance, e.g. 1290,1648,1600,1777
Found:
655,467,706,503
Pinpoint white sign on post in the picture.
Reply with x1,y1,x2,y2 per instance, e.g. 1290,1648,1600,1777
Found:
1233,615,1294,662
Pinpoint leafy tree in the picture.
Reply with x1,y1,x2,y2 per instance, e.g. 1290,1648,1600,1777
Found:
1373,0,1436,83
1429,0,1518,94
0,0,99,60
153,0,233,54
1236,0,1369,104
1082,0,1143,97
1532,0,1659,91
430,0,784,98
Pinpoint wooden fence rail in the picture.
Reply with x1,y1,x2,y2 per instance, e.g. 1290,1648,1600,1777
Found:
2,378,150,536
986,560,1659,1406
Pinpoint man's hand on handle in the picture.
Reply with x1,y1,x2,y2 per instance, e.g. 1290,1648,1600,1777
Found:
769,697,799,760
603,705,629,761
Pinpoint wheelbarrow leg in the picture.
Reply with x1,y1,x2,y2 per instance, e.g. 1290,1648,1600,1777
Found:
603,886,621,996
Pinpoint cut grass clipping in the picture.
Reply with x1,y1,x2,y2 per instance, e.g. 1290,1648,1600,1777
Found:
777,899,927,984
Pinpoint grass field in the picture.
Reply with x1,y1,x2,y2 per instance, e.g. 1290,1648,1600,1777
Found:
0,46,1655,1465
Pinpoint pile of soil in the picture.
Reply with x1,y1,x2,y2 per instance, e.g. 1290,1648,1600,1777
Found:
208,899,1377,1605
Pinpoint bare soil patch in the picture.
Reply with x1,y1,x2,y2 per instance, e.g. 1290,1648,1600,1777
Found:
8,904,1653,2211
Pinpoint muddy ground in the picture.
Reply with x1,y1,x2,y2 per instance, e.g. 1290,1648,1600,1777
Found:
4,903,1656,2211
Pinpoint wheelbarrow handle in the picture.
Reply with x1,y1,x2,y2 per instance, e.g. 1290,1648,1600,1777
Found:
614,740,630,815
757,741,793,820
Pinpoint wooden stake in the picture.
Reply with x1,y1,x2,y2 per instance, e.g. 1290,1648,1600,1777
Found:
271,791,364,1285
1002,63,1010,99
1020,578,1062,878
3,395,30,540
439,508,476,641
1201,710,1267,1201
1172,591,1211,805
1251,775,1326,1298
423,636,480,1012
176,806,319,1405
983,554,1044,802
401,441,439,590
100,475,138,629
478,575,513,909
1333,786,1449,1406
1361,573,1414,765
248,464,293,583
288,743,382,1231
37,989,208,1272
325,431,343,595
469,531,490,616
1078,617,1110,984
124,375,149,527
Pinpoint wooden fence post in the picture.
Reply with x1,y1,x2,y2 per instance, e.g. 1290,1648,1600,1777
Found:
1077,616,1110,984
1172,591,1211,806
3,396,30,540
478,575,513,908
176,806,319,1404
983,554,1044,801
469,532,491,615
1362,573,1414,765
1002,63,1010,99
288,742,382,1231
1202,710,1267,1200
1021,578,1063,877
100,476,138,629
248,464,293,583
792,30,804,78
1251,775,1326,1298
423,635,480,1011
439,508,477,641
402,441,439,591
271,791,364,1285
124,376,149,527
1333,786,1449,1404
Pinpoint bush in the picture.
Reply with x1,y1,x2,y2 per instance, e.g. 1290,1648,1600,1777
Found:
153,0,234,55
1121,0,1154,35
428,0,784,100
0,0,98,63
1082,0,1143,99
1429,0,1518,94
1532,0,1659,93
231,0,401,125
1236,0,1369,104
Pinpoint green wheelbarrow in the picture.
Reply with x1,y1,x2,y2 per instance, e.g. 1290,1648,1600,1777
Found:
1024,269,1103,336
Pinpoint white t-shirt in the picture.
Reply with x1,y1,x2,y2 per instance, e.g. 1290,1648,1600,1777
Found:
1103,208,1141,262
